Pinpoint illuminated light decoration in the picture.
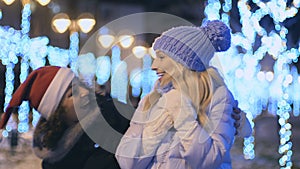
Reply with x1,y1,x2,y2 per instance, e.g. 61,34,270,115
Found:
21,4,31,35
69,32,79,71
148,47,156,59
4,63,16,135
96,56,111,85
36,0,51,6
1,3,79,135
76,13,96,34
132,46,147,59
0,2,298,166
99,26,109,34
110,45,121,99
31,109,40,127
51,13,71,34
257,71,265,81
77,18,96,33
17,4,31,134
18,49,30,134
76,52,96,87
235,68,244,79
204,0,221,20
119,35,134,48
112,61,128,103
205,0,299,165
48,2,60,14
28,36,49,69
2,130,8,138
291,67,300,116
141,54,156,98
52,18,71,33
48,46,70,67
18,101,29,133
98,34,115,48
3,0,15,6
266,71,274,82
130,68,142,97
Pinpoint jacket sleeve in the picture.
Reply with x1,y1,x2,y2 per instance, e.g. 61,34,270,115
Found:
115,122,152,169
172,86,235,169
115,97,172,169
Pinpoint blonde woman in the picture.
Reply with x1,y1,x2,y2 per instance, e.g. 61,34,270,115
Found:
116,20,251,169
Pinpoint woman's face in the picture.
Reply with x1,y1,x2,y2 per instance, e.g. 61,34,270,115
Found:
151,51,178,87
61,78,91,126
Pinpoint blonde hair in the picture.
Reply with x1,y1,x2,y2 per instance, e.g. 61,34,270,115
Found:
143,57,225,126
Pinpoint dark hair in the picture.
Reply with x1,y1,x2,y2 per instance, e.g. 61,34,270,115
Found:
33,104,68,150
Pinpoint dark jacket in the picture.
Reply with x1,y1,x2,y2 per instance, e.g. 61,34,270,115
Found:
42,94,131,169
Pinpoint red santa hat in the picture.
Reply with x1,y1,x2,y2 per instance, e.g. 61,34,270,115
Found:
0,66,75,129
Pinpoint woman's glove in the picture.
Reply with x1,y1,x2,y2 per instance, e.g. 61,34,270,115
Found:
142,112,173,155
232,100,252,138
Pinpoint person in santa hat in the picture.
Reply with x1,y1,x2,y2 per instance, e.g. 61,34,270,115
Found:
0,66,129,169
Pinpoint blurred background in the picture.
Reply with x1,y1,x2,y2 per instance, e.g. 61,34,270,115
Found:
0,0,299,168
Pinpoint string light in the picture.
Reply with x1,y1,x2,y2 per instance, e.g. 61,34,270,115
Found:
206,0,299,167
130,68,142,97
1,3,79,136
96,56,111,85
141,54,156,98
110,45,121,99
0,2,298,167
69,32,79,71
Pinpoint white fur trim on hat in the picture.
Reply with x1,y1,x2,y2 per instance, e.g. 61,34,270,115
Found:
38,67,75,119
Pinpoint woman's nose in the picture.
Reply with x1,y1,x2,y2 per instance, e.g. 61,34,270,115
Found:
151,59,158,71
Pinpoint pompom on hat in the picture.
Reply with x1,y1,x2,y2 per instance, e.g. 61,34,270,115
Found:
0,66,75,129
152,20,231,72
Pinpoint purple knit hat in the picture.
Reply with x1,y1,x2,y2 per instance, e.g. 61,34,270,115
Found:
152,20,231,72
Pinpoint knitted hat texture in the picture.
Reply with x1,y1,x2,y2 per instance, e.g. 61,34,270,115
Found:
153,20,231,71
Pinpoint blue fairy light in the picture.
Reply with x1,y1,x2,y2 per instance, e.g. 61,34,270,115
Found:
130,68,142,97
96,56,111,85
206,0,299,165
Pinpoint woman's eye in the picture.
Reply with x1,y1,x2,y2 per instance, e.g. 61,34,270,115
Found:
65,88,72,98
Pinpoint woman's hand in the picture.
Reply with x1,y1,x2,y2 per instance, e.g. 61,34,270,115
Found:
232,106,241,135
232,100,252,137
144,112,173,136
142,112,173,155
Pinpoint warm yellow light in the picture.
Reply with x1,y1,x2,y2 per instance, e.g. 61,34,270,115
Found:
118,35,134,48
148,47,156,58
52,13,71,33
36,0,51,6
77,18,96,33
53,19,71,33
3,0,15,5
21,0,30,5
98,35,115,48
77,13,96,33
132,46,147,59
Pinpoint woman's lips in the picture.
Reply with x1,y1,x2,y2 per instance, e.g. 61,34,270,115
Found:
157,72,164,81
